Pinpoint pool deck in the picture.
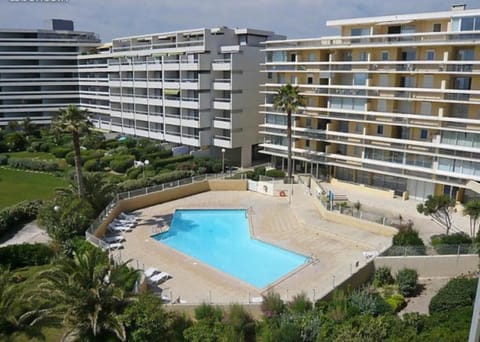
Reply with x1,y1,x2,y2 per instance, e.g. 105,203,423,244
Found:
112,184,393,304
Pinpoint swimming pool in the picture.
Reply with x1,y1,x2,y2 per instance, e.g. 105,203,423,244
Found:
153,209,307,288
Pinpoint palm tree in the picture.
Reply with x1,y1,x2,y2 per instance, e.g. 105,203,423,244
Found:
273,84,305,181
463,199,480,238
38,248,138,341
51,105,92,198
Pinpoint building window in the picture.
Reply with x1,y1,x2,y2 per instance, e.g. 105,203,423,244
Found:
426,50,435,60
377,125,384,135
305,118,312,128
420,129,428,140
359,51,368,61
308,52,316,62
381,51,389,61
290,53,297,62
307,76,313,84
267,72,273,80
305,140,310,148
433,23,441,32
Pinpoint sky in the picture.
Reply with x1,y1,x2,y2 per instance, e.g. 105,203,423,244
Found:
0,0,465,41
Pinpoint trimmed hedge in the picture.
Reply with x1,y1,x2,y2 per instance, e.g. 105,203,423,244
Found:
116,170,192,192
0,243,54,269
0,155,8,165
0,200,43,237
152,154,193,170
83,158,103,172
109,155,135,173
429,277,478,314
51,146,71,158
7,157,62,172
265,169,286,178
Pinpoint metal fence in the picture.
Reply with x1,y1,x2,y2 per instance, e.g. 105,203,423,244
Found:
85,173,239,246
382,244,478,256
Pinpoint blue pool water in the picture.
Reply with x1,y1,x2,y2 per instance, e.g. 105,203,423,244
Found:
153,209,307,288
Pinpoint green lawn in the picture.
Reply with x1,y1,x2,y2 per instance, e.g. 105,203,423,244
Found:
0,168,66,208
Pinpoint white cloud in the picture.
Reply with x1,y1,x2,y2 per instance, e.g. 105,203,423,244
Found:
0,0,461,41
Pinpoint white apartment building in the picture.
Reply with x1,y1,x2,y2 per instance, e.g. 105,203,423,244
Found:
0,20,100,126
79,27,283,167
261,5,480,201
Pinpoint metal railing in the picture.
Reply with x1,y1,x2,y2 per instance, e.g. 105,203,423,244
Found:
382,244,478,256
85,173,236,246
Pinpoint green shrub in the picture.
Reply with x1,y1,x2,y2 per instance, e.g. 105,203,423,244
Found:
50,146,71,158
429,277,477,314
83,158,103,172
385,293,406,312
109,155,135,173
0,243,54,269
116,170,192,192
348,289,392,316
265,169,286,178
7,157,61,172
374,266,394,287
194,303,223,322
0,200,42,237
431,233,473,255
152,155,193,170
126,166,143,179
144,149,172,161
396,268,418,297
39,142,52,152
0,155,8,165
288,292,313,313
261,292,285,318
393,228,424,246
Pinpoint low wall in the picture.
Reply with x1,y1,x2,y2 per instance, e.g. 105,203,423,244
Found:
95,180,247,238
321,261,375,301
331,178,395,199
375,254,479,277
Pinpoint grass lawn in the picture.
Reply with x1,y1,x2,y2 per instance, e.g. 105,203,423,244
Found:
1,151,57,160
0,168,67,209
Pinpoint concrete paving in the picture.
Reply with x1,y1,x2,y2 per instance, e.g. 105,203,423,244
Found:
320,180,473,243
110,187,393,305
0,220,50,246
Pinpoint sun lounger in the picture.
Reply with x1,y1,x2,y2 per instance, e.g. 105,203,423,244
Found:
149,271,172,285
103,235,125,243
144,267,160,278
111,219,136,227
119,212,138,221
108,225,132,232
107,242,124,250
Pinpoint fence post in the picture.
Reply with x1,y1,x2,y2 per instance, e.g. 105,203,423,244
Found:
458,245,461,256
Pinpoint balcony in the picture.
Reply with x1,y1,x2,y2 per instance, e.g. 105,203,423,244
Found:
213,116,231,130
213,79,232,91
213,98,231,110
212,58,231,71
213,134,232,148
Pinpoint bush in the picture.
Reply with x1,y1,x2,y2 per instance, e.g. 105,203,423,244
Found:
109,155,135,173
396,268,418,297
261,292,285,318
0,155,8,165
0,243,55,269
429,277,477,314
83,158,103,172
431,232,473,255
288,292,313,313
265,169,286,178
0,200,42,237
126,166,143,179
50,146,71,158
348,289,392,316
152,155,193,170
7,157,61,172
374,266,394,287
390,228,426,255
385,293,406,312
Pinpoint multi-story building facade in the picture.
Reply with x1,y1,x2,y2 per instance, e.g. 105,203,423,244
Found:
0,19,100,126
79,27,283,167
261,5,480,201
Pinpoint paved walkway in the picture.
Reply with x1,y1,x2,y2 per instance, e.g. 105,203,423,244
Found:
320,181,472,243
400,277,450,315
0,220,50,246
110,188,393,304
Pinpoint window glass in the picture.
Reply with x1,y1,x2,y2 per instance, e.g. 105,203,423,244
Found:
451,18,461,32
354,73,367,85
420,129,428,140
461,17,474,31
381,51,389,61
377,125,384,135
433,23,442,32
426,50,435,60
272,51,286,62
359,52,368,61
475,17,480,30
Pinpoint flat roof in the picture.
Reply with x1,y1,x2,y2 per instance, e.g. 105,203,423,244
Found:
327,8,480,27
